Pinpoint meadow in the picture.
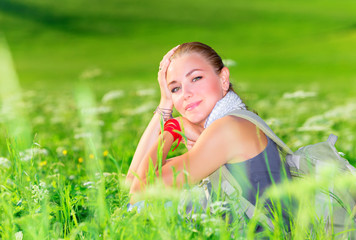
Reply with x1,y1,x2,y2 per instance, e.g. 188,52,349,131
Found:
1,0,356,238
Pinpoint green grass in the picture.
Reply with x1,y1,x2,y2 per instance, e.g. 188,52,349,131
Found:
1,0,356,238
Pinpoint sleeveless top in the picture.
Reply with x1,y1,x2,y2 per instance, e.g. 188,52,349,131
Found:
225,136,291,206
204,91,292,227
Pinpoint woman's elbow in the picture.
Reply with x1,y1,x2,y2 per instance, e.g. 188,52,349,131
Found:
129,176,147,195
125,172,134,187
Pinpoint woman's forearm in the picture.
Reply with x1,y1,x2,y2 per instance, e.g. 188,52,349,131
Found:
126,113,162,183
126,46,178,186
126,102,172,184
129,132,174,197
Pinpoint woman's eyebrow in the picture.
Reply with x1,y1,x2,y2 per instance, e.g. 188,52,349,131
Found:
185,69,203,77
167,80,177,87
168,69,203,87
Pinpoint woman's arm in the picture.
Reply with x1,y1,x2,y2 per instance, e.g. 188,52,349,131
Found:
125,110,169,184
126,46,179,184
129,116,268,201
129,131,174,194
129,117,204,195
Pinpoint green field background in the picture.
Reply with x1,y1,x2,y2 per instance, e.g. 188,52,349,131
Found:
1,0,356,161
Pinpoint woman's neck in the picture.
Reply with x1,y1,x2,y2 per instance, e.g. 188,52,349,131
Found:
204,90,246,128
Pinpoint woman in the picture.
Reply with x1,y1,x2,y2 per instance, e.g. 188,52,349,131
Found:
126,42,290,209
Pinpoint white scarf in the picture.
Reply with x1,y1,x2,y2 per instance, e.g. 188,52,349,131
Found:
204,90,246,128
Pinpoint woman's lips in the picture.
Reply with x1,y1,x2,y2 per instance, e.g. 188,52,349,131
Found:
185,100,202,111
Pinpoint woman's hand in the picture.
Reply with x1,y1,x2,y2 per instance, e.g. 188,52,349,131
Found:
158,45,180,109
176,117,204,150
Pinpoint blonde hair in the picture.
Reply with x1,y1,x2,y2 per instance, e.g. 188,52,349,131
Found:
171,42,234,91
171,42,225,74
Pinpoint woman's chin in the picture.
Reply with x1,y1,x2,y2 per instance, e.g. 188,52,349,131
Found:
179,111,207,126
186,116,206,127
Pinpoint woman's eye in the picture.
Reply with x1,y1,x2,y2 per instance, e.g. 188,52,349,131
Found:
171,87,180,93
192,76,202,82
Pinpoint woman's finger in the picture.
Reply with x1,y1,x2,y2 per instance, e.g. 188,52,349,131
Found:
159,45,180,68
157,45,180,105
158,45,180,75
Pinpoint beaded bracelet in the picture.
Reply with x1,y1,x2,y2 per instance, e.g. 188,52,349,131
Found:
154,107,173,122
163,118,182,151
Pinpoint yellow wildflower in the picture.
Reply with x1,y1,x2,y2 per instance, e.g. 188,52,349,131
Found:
78,157,84,163
89,154,95,159
39,160,47,167
62,150,68,156
103,150,109,157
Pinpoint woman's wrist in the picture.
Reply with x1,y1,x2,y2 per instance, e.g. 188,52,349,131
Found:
154,107,173,122
158,99,173,109
163,118,182,151
162,131,175,143
155,100,173,122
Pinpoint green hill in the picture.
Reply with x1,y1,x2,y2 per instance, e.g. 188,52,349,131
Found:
1,0,355,94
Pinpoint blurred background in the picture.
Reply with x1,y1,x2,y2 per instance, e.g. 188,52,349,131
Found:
1,0,355,93
1,0,356,163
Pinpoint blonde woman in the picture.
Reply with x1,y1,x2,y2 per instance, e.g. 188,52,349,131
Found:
126,42,291,213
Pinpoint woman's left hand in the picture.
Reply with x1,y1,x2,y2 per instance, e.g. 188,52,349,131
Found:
176,117,204,150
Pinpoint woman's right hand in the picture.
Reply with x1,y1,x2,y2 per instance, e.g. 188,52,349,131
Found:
157,45,180,109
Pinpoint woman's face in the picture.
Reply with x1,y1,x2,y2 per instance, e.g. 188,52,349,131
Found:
166,53,229,127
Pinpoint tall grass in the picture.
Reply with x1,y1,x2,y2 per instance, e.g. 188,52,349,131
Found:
1,80,356,239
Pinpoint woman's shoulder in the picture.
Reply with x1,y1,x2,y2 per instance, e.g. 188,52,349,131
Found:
206,115,260,135
204,115,268,161
198,115,251,145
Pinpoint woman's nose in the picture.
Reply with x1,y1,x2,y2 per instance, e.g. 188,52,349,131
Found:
182,85,193,99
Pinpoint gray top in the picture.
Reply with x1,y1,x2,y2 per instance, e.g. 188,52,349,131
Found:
225,136,291,205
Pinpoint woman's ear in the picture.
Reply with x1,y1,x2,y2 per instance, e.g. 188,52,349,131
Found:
219,67,230,92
